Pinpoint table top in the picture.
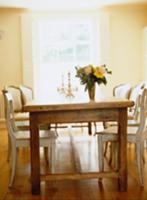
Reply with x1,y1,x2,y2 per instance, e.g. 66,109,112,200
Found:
23,98,134,112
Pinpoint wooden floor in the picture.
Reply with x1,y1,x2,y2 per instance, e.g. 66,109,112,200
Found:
0,125,147,200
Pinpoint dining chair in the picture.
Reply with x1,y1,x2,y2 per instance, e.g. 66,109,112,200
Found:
3,85,29,126
128,83,145,120
102,84,143,157
103,83,132,127
19,85,51,129
113,83,141,120
96,88,147,186
2,87,29,162
111,85,143,128
4,92,58,187
113,83,132,99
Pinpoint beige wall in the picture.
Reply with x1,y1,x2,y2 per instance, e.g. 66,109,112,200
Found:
0,5,147,120
0,9,25,88
102,5,147,95
0,9,25,121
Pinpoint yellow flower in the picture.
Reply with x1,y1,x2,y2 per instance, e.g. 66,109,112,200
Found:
84,65,93,75
75,64,111,91
94,67,104,78
99,66,106,74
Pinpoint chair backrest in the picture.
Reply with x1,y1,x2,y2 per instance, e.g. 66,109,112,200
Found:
128,84,144,119
132,94,142,121
4,85,22,112
2,91,17,139
129,84,144,104
19,85,33,105
113,83,132,99
136,88,147,138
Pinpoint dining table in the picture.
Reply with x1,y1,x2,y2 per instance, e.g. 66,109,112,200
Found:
23,98,134,195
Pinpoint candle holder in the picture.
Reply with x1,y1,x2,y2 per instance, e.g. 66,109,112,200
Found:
57,71,78,99
57,74,65,94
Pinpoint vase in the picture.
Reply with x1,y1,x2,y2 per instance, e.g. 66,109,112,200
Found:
88,84,96,101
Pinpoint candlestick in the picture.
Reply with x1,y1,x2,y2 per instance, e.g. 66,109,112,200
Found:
57,71,78,99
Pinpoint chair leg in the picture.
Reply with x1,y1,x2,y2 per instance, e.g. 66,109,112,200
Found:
142,142,145,163
94,122,97,133
114,143,118,170
105,142,118,170
50,139,56,174
97,134,104,181
136,143,144,187
109,142,113,165
103,142,109,157
7,135,11,162
9,146,17,187
44,147,49,165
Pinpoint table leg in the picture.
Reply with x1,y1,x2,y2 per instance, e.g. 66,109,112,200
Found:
30,113,40,194
88,122,92,135
118,108,127,191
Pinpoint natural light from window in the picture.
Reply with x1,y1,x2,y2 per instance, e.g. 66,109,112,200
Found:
34,17,101,102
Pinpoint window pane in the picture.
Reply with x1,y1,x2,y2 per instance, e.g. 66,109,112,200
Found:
39,20,92,63
74,24,90,41
58,47,74,62
41,46,58,62
76,44,90,61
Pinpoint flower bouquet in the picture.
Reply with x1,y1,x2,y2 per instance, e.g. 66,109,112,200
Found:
75,64,112,100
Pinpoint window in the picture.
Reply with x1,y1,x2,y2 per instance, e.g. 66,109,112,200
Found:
21,13,110,100
39,20,93,63
33,16,101,101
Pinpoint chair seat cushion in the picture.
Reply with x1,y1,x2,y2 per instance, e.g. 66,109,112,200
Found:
14,112,29,121
14,130,58,140
97,126,139,142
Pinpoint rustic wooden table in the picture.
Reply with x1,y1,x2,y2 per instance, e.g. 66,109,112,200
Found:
23,98,134,194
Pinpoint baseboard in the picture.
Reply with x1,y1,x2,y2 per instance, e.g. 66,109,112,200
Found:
0,118,6,129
